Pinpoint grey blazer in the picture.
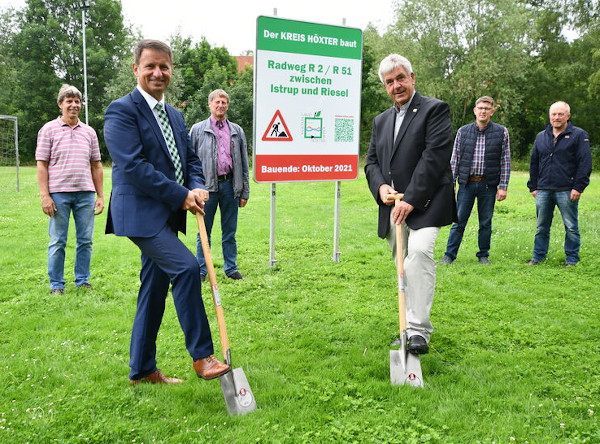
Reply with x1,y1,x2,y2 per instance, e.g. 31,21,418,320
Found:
189,118,250,200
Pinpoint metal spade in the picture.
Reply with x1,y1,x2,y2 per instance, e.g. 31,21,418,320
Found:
387,194,424,387
196,212,257,415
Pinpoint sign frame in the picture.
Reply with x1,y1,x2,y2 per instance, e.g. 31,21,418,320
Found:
253,16,363,183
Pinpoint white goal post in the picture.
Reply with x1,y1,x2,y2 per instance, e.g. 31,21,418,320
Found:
0,115,20,192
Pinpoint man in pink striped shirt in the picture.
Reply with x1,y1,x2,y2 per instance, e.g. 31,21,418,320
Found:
36,84,104,295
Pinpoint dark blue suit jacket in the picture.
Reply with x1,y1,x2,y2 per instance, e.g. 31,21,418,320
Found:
104,88,205,237
365,91,456,237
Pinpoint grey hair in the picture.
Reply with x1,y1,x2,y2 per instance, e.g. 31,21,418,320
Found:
550,101,570,114
378,54,413,83
208,89,230,104
57,84,82,104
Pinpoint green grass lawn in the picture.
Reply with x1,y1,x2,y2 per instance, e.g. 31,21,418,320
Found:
1,167,598,443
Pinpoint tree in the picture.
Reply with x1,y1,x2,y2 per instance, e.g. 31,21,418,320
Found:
0,9,20,117
515,3,600,160
359,26,389,155
10,0,64,158
103,50,136,105
227,65,254,155
447,0,533,155
378,0,541,158
8,0,130,160
173,36,238,103
181,63,231,127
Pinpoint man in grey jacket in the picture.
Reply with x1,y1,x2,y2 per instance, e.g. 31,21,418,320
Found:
189,89,250,280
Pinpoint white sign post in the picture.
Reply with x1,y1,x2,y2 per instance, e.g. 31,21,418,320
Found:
254,16,363,265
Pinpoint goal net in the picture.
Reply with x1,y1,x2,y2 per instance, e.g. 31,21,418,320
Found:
0,115,20,192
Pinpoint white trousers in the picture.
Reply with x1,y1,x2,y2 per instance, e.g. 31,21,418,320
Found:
386,217,440,342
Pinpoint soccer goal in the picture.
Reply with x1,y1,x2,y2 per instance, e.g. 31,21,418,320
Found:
0,115,20,192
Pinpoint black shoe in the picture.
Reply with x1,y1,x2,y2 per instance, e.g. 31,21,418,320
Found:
77,283,93,290
200,274,206,282
227,271,243,280
478,257,491,265
407,335,429,354
50,288,65,295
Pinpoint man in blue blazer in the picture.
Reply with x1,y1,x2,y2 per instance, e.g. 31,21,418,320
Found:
365,54,456,354
104,40,230,384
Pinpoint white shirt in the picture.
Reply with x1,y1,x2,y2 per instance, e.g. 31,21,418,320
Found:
136,85,170,140
394,91,417,142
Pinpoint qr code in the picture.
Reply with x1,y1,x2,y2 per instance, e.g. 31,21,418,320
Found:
335,118,354,142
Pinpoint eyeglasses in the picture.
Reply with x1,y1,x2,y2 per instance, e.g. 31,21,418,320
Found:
476,106,492,111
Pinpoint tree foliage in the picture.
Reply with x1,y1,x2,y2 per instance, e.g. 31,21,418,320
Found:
227,65,255,153
360,0,599,161
179,63,231,126
359,25,389,157
1,0,599,167
0,9,20,117
2,0,130,159
172,36,238,104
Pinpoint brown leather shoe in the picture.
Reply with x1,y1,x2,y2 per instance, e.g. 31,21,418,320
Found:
129,369,185,385
193,355,231,380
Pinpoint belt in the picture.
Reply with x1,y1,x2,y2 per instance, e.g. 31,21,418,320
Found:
217,173,233,182
468,176,485,182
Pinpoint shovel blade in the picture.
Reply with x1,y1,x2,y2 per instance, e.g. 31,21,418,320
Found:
219,368,257,415
390,349,424,387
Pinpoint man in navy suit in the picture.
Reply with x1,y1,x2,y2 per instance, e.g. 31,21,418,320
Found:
104,40,230,384
365,54,456,354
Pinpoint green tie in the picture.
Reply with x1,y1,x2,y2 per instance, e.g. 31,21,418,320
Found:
155,102,184,185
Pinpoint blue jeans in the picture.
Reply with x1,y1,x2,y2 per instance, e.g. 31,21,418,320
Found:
196,179,239,276
532,190,580,264
47,191,95,289
444,181,497,260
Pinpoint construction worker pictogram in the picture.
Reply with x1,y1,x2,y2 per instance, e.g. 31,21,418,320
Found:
262,110,293,141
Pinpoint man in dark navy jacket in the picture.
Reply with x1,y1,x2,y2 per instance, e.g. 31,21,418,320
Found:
527,101,592,266
104,40,230,384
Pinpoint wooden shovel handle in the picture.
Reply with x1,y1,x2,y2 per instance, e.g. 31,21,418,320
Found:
196,212,231,363
396,221,407,332
386,193,404,202
387,193,407,333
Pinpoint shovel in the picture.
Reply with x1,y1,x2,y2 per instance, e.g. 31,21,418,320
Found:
387,194,424,387
196,212,257,415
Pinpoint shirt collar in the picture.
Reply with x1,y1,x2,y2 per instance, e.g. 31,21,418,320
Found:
210,116,227,126
137,85,164,110
58,116,81,128
394,103,409,116
394,91,416,115
476,121,492,132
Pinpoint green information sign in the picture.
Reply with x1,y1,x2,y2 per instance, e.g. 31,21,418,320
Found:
254,16,363,183
257,16,362,59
